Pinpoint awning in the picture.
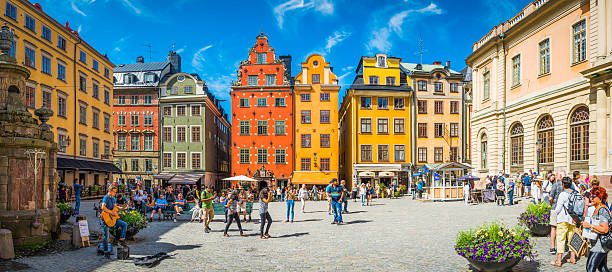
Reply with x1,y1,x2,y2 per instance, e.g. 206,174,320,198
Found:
168,173,204,184
378,172,395,177
57,157,122,173
154,173,175,180
359,171,375,177
291,172,337,185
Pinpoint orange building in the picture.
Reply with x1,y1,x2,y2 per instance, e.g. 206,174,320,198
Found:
230,33,293,188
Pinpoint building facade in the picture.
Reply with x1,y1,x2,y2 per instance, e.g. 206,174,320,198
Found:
339,54,413,188
1,0,118,190
112,53,177,189
292,54,340,186
467,0,612,186
230,33,293,188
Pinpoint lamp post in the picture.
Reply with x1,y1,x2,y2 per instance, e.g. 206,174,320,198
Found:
536,140,542,176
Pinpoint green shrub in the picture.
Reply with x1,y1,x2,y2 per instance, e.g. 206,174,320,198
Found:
455,221,535,262
110,210,147,239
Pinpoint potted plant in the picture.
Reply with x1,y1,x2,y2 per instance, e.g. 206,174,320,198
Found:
110,210,148,240
455,222,535,272
379,183,387,198
56,202,76,224
518,202,551,236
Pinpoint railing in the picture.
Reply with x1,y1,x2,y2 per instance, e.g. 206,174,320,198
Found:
508,12,524,28
534,0,549,9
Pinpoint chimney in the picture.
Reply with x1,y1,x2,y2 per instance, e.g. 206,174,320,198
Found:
445,61,451,70
415,63,422,70
136,56,144,63
167,51,181,74
433,61,441,65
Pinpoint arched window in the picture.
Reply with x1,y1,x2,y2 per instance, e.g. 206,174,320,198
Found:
570,106,589,161
510,123,524,166
481,133,488,169
537,115,554,163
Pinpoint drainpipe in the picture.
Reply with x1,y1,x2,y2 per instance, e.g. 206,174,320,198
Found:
499,33,507,173
73,37,81,157
411,85,417,173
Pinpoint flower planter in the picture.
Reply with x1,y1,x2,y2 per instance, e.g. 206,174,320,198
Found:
59,213,71,224
528,223,550,237
464,257,521,272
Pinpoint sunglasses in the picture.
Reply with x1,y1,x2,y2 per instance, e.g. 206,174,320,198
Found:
589,195,600,199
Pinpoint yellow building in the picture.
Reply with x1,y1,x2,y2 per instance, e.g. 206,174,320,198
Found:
292,54,340,186
339,54,413,188
1,0,118,192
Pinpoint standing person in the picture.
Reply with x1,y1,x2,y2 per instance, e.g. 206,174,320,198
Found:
552,177,577,267
200,186,216,233
507,178,515,206
359,183,366,206
463,181,470,206
238,189,248,222
352,185,358,202
259,188,273,239
532,180,542,204
326,179,344,225
99,185,128,259
299,184,308,213
276,187,282,201
367,183,374,205
523,174,532,198
583,187,610,272
417,179,424,199
542,174,554,203
549,173,563,254
341,180,349,213
327,183,333,214
495,178,505,206
73,179,84,215
285,187,295,223
312,185,318,201
58,184,67,204
223,190,246,237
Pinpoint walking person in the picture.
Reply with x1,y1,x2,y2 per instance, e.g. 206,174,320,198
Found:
326,179,344,225
367,183,373,206
200,186,216,233
223,190,246,237
285,187,295,223
359,183,366,206
238,189,248,222
583,187,610,272
352,185,358,202
552,177,577,267
341,180,349,213
259,188,273,239
463,181,470,205
298,184,308,213
73,179,84,215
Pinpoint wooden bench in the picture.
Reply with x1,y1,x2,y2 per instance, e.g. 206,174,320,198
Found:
211,202,253,222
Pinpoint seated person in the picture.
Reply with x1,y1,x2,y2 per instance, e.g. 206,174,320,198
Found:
150,194,168,222
173,194,186,222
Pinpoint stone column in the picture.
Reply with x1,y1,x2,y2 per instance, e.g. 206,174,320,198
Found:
596,84,609,170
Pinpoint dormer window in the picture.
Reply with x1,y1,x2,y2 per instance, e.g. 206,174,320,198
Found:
123,74,135,84
144,73,156,83
376,55,387,67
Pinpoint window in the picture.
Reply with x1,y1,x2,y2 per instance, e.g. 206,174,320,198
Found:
376,56,386,67
450,101,459,114
117,96,127,106
418,123,427,138
79,75,87,92
239,98,249,107
42,89,51,109
257,149,268,164
481,134,488,168
301,158,311,171
320,92,330,101
117,134,127,150
103,141,110,158
130,134,140,151
144,95,152,105
512,55,521,86
57,36,66,51
239,120,250,135
418,147,427,163
177,153,186,168
378,145,389,161
104,88,110,105
385,77,395,86
92,81,99,99
320,110,330,123
377,118,388,134
239,149,250,164
360,118,372,133
145,159,153,172
320,158,330,171
144,73,155,83
57,131,67,153
92,109,99,129
450,147,458,162
104,67,110,79
79,51,87,64
79,136,87,156
25,14,35,31
191,105,200,116
320,134,331,148
394,98,404,109
144,135,153,151
192,153,201,169
131,95,139,105
434,147,443,163
301,110,311,124
537,115,554,164
163,153,172,168
184,86,193,94
5,2,17,20
130,114,139,126
357,144,374,163
450,123,459,137
92,60,99,72
483,71,490,100
163,106,172,116
434,123,444,138
417,100,427,114
257,53,266,64
191,126,201,142
378,97,388,109
248,75,258,86
570,106,589,161
275,149,286,164
394,145,405,162
360,97,371,109
434,101,443,114
104,114,110,133
394,118,405,134
24,47,35,68
57,63,66,81
118,115,126,126
57,93,67,117
257,98,267,107
417,80,427,91
312,74,320,84
275,120,285,135
177,127,186,142
573,20,587,64
510,123,524,166
450,83,458,93
163,127,172,142
177,106,185,116
536,39,551,75
257,120,268,135
369,76,379,84
274,98,285,106
25,86,35,108
41,55,51,74
434,82,443,93
301,93,310,102
301,134,311,148
265,75,276,86
79,103,87,124
169,87,177,94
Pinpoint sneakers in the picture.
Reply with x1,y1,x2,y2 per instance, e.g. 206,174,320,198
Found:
331,221,337,224
549,248,557,254
173,218,177,223
204,228,210,233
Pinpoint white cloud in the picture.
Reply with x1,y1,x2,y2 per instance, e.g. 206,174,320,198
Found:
338,71,352,81
325,30,351,52
367,28,391,53
418,3,443,14
315,0,334,14
176,48,185,54
341,66,354,72
121,0,142,15
70,1,87,16
204,75,232,100
77,25,82,33
192,45,214,71
273,0,334,29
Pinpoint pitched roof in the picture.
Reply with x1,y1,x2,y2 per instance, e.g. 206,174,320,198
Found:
459,67,472,82
114,61,169,73
400,63,461,75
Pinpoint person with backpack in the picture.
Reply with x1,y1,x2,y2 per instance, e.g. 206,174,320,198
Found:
582,186,610,272
549,173,563,254
552,177,578,267
523,173,532,198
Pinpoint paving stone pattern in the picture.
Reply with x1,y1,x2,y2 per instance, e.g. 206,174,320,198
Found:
13,197,611,271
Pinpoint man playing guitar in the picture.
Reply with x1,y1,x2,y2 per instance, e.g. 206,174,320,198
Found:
100,185,128,258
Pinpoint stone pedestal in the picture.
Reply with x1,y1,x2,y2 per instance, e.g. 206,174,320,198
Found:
0,229,14,259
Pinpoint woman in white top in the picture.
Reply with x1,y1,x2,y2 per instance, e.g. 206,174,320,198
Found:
532,180,541,204
541,174,554,202
299,184,308,213
359,184,366,206
552,177,577,267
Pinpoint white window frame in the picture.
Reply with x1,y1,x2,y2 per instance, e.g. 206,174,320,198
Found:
163,152,173,169
190,125,201,143
191,152,202,170
176,125,187,142
176,152,187,169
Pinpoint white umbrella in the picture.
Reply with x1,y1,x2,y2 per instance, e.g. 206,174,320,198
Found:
222,175,258,182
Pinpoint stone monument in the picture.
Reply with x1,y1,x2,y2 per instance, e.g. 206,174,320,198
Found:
0,25,59,246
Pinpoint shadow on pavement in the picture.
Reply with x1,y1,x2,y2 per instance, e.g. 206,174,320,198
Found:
343,220,372,225
273,232,309,238
468,259,541,271
292,219,322,222
0,260,31,271
303,210,328,213
345,210,366,214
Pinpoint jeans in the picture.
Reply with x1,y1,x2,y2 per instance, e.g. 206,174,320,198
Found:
224,212,243,234
331,200,343,223
508,191,514,205
286,200,294,220
360,194,365,206
100,218,127,253
75,196,81,215
260,212,272,236
342,198,348,212
586,251,609,272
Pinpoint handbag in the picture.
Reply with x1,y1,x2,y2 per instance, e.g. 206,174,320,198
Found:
595,206,612,250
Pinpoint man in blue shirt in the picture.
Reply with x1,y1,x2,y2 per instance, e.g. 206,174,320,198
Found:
73,179,84,215
100,185,128,258
173,194,186,223
507,178,515,205
523,174,532,198
326,179,344,224
150,194,168,222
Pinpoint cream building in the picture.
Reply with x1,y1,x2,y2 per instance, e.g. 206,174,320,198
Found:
467,0,612,186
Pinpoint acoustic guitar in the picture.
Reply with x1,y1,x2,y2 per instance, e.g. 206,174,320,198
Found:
100,204,127,227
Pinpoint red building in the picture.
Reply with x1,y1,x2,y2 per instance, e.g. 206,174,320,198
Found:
231,33,293,188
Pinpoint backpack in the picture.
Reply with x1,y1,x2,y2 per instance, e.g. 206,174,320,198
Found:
566,190,585,222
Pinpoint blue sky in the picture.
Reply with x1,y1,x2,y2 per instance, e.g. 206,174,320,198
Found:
39,0,531,114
